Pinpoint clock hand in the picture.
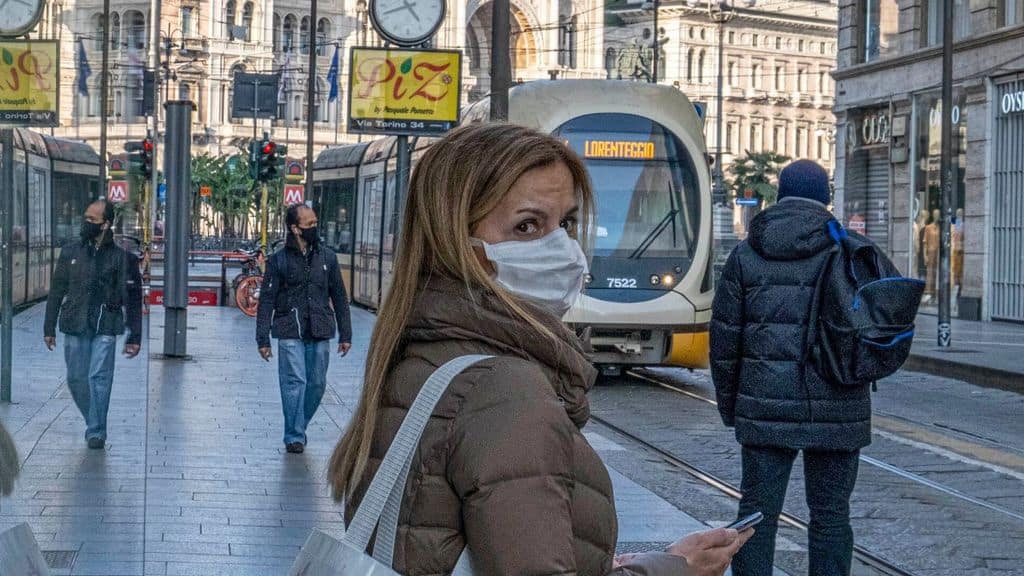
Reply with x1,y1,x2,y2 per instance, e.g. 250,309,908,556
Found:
382,4,409,15
402,0,422,22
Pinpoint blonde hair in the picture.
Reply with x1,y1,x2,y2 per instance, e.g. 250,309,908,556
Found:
328,123,593,499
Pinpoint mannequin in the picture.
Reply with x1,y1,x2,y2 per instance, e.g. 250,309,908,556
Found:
913,209,929,284
952,208,965,295
923,209,940,301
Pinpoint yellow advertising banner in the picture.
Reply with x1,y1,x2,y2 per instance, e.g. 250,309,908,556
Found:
348,47,462,136
0,40,59,127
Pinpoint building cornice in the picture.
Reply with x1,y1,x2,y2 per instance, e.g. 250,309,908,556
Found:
833,24,1024,81
612,6,836,33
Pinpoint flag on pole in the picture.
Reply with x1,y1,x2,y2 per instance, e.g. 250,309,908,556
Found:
77,38,92,97
278,53,291,103
327,45,340,102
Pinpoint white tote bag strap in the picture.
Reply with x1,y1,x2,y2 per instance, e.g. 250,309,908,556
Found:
344,355,493,559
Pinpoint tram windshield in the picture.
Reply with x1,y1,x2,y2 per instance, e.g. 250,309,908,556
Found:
554,113,701,260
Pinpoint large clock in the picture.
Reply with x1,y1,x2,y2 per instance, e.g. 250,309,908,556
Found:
0,0,44,37
369,0,445,47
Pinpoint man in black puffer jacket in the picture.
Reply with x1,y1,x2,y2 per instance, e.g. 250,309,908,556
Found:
711,160,867,576
44,199,143,450
256,204,352,454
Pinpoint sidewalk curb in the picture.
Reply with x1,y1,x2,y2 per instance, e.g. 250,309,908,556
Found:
904,353,1024,395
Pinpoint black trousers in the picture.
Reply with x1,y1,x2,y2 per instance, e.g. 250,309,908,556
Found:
731,446,860,576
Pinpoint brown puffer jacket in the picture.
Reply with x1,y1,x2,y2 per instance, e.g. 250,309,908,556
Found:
344,276,690,575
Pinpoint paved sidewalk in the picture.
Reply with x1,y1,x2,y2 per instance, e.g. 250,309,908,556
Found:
0,303,752,575
908,314,1024,393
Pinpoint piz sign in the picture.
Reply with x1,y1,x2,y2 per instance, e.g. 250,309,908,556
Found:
0,40,59,127
348,47,462,136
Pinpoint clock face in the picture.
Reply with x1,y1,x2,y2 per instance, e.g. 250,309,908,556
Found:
0,0,43,36
370,0,445,46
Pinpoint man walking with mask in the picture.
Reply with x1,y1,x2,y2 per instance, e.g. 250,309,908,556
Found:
257,204,352,454
44,199,143,449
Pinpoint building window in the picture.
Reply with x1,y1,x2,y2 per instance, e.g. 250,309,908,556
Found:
773,125,786,154
273,14,281,52
775,65,785,91
818,70,827,93
300,16,310,54
242,2,253,41
283,14,296,52
924,0,971,45
225,0,236,37
751,64,763,89
558,15,577,69
752,33,759,46
775,36,782,49
797,68,808,92
728,61,738,86
110,13,120,50
181,7,194,37
698,50,706,83
1007,0,1024,25
686,49,694,82
317,18,330,55
93,14,104,50
127,11,145,49
726,122,736,152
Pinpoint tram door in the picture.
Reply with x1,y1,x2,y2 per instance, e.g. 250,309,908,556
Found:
354,174,382,307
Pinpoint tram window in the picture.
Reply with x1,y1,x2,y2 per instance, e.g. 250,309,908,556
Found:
318,179,355,254
13,160,27,245
29,169,47,243
553,113,701,261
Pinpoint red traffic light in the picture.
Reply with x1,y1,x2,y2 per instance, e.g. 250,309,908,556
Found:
142,139,154,153
262,141,276,155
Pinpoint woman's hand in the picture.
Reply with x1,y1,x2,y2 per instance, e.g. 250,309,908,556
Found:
665,528,754,576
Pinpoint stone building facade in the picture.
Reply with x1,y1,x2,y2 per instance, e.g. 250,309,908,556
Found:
32,0,606,161
604,0,838,177
833,0,1024,321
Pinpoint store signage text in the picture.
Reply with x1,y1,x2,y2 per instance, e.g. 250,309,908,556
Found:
1001,90,1024,115
849,112,890,149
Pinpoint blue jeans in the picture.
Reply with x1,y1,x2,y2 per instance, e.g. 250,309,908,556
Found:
277,339,330,445
732,446,860,576
64,334,118,441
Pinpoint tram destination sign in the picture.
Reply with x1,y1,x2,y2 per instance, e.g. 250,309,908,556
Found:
0,40,59,127
348,47,462,136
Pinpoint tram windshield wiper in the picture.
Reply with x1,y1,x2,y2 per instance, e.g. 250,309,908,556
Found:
629,209,679,259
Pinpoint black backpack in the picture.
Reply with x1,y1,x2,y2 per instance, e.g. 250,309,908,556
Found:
806,221,925,388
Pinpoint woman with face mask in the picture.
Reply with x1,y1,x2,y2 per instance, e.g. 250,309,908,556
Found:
329,123,750,575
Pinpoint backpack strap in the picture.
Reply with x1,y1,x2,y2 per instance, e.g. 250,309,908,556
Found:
344,355,493,567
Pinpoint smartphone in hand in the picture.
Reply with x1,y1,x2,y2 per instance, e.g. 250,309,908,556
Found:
726,512,763,532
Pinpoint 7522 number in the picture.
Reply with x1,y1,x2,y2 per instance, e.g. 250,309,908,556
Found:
607,278,637,288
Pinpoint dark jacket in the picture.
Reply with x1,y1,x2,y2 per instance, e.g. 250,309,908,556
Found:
44,237,143,346
710,198,872,451
344,276,691,576
255,243,352,348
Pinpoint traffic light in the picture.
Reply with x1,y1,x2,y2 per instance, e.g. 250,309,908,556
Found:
125,138,154,178
255,138,288,182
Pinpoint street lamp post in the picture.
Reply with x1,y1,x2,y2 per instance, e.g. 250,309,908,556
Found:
709,0,747,205
641,0,660,83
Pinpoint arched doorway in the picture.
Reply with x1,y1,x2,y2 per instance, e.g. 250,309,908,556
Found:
465,0,540,97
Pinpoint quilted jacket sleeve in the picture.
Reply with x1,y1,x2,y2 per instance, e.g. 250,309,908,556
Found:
255,253,281,349
447,357,691,576
710,248,745,427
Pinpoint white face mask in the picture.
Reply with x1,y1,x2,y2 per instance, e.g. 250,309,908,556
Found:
471,228,589,318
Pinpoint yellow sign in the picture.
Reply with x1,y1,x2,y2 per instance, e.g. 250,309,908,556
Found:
348,47,462,136
584,140,656,160
0,41,59,127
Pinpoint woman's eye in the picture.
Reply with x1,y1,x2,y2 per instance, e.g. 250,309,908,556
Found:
559,217,579,234
515,221,539,235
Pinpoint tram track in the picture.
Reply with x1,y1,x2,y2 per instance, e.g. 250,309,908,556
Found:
586,368,1022,576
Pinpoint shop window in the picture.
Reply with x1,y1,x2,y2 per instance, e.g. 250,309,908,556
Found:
1007,0,1024,25
912,92,968,315
924,0,971,46
862,0,898,62
844,109,891,251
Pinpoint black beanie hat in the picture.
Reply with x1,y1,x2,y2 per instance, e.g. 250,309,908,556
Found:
777,160,830,205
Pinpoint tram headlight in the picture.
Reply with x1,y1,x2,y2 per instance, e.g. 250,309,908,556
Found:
584,273,594,285
650,274,661,285
662,274,675,286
